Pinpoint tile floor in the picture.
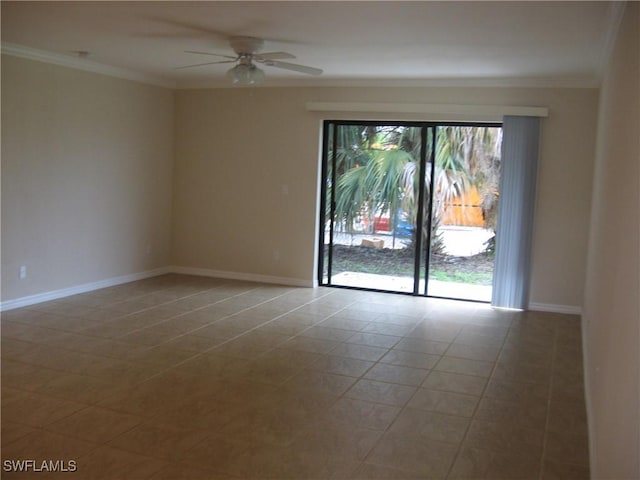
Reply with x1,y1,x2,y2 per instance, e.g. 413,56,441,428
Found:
1,274,590,479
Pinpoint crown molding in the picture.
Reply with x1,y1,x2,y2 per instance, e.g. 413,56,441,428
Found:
2,42,601,92
596,1,628,80
1,42,176,89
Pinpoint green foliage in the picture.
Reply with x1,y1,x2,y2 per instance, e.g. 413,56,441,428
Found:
326,246,494,286
328,124,501,253
428,270,493,286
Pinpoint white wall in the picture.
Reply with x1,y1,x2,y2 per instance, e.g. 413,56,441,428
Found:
173,86,599,310
1,55,174,303
583,3,640,477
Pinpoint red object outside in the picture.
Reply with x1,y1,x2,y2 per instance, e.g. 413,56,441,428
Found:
374,217,391,232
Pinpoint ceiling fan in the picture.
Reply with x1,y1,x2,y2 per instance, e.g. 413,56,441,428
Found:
177,36,323,85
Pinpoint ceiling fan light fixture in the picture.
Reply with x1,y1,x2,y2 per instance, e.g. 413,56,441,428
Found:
180,36,321,83
226,63,265,85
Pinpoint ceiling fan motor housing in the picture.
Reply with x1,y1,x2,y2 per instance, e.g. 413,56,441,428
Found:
230,36,264,55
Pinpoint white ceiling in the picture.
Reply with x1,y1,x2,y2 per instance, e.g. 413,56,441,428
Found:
0,1,624,89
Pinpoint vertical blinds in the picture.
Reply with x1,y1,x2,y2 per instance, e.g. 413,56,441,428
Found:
492,116,541,309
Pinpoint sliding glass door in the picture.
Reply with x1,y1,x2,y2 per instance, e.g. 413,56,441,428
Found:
319,121,501,302
320,123,429,293
425,126,502,301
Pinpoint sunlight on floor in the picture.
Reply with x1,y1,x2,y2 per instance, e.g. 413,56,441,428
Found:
331,272,492,302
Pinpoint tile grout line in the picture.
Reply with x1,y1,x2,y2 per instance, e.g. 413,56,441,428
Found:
3,277,588,478
3,278,246,341
443,308,515,479
1,281,301,439
356,308,435,475
355,307,479,477
131,287,348,384
1,281,271,373
538,321,560,480
1,282,341,474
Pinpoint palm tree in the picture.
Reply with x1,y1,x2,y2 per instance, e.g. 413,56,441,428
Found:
330,126,419,242
328,124,500,254
336,147,417,247
470,127,502,231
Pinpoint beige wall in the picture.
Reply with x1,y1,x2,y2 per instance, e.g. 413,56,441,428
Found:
172,89,323,284
583,3,640,478
1,54,601,312
1,55,174,302
173,85,599,308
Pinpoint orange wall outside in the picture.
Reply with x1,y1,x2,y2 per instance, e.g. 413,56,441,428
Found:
442,186,485,227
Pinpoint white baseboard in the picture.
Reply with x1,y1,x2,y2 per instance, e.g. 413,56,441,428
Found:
0,266,315,312
1,265,579,315
171,266,315,288
0,267,172,312
528,302,582,315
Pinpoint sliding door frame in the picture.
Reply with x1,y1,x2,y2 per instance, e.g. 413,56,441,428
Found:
318,120,501,301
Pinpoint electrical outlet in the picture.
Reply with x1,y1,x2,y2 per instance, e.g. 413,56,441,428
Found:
19,265,27,280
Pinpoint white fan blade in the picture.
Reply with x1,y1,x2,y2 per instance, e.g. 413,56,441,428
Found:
184,50,237,60
265,60,323,76
255,51,296,61
175,60,236,70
